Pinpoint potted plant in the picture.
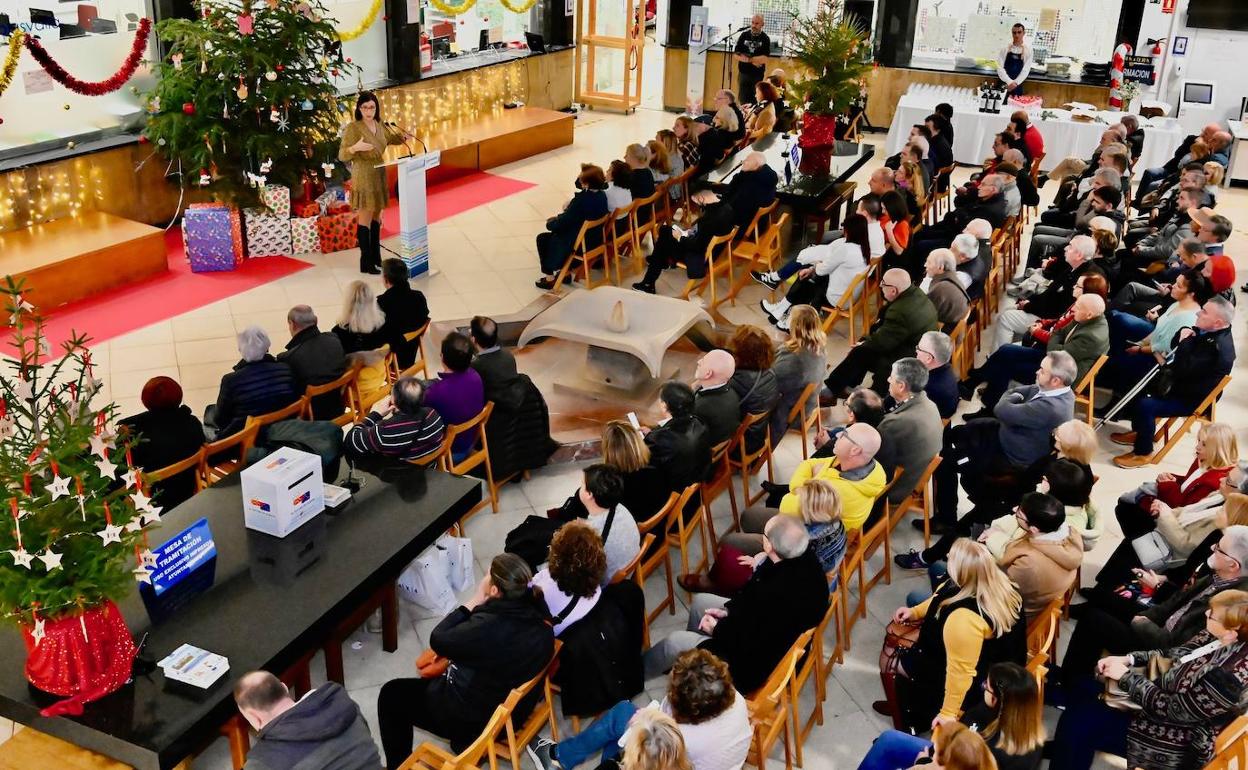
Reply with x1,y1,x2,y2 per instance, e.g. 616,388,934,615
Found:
787,1,871,173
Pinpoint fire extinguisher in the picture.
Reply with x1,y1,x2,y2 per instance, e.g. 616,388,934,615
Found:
420,29,433,73
1146,37,1165,86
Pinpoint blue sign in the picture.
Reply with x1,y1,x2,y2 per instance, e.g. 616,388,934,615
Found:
151,518,217,596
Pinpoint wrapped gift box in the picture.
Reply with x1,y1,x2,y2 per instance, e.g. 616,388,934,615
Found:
327,201,352,215
260,184,291,218
183,206,238,272
245,210,293,257
293,201,320,218
317,212,357,253
188,202,245,263
290,216,321,254
314,187,346,214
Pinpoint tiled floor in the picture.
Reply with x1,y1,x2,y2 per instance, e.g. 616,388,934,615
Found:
6,106,1247,769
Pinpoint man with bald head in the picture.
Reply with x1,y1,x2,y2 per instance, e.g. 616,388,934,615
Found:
233,670,380,769
905,173,1009,277
1135,122,1226,206
692,349,741,445
775,422,888,531
965,292,1107,417
822,268,940,401
733,14,770,104
720,150,778,230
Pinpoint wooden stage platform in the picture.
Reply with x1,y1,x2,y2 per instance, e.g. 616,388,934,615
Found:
0,211,167,310
418,106,573,183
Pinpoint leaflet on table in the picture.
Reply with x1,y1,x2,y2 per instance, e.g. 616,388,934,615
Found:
159,643,230,688
324,483,351,508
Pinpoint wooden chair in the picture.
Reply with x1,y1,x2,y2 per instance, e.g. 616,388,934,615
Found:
842,110,864,143
1205,714,1248,770
930,164,956,218
637,487,697,646
200,421,260,485
1025,597,1063,700
821,269,871,339
668,166,698,226
725,209,787,306
440,402,499,520
1073,354,1108,425
611,532,653,584
398,690,522,769
728,411,775,509
698,439,740,551
1028,152,1045,184
887,455,943,547
244,396,309,433
304,360,364,426
1148,375,1232,464
385,322,431,381
496,642,562,765
607,202,638,285
839,474,899,636
670,480,713,592
732,200,779,261
551,213,612,294
679,227,740,309
745,627,812,770
795,594,843,743
630,189,664,273
143,447,207,498
801,182,856,246
783,382,823,460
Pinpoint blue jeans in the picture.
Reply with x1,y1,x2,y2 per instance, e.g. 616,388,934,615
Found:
856,729,932,770
1049,678,1131,770
1134,166,1166,205
905,561,947,607
554,701,638,769
1130,395,1193,455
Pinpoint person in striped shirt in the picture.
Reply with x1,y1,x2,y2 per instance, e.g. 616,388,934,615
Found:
346,377,446,464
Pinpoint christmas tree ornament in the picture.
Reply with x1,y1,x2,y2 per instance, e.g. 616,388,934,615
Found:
204,39,214,51
269,106,280,122
259,157,273,173
11,377,32,402
128,489,150,510
301,98,313,110
275,64,284,72
236,12,254,34
93,457,117,479
264,70,277,81
119,469,139,490
37,550,62,572
88,433,111,458
171,52,183,69
147,96,160,113
30,617,45,646
157,138,166,145
8,549,33,569
132,566,152,584
321,161,335,176
96,523,123,546
199,170,212,186
123,518,142,533
141,508,163,526
47,475,71,501
182,102,195,115
140,549,157,568
236,80,248,99
276,112,289,132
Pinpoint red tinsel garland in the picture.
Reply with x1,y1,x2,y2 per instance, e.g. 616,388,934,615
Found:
23,17,152,96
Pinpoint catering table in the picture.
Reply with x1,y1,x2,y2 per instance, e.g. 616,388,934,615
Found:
885,91,1186,173
706,132,875,206
0,467,481,770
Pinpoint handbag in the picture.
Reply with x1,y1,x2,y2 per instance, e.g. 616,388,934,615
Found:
1131,531,1178,572
416,648,451,679
437,533,475,594
878,620,921,731
1102,655,1172,711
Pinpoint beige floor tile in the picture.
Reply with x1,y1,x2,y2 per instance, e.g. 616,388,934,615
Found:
425,293,470,321
173,337,243,366
171,314,238,342
409,271,458,298
230,311,289,339
109,343,179,374
444,270,509,295
182,387,219,418
177,361,231,392
110,322,174,349
481,249,538,272
434,250,491,273
456,290,522,317
227,285,292,314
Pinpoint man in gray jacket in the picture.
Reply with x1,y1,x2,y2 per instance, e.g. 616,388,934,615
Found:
876,357,943,505
234,670,381,770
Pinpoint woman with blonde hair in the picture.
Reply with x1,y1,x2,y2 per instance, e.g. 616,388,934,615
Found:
601,419,669,522
655,129,685,178
770,304,828,443
620,710,692,770
671,116,703,170
896,158,928,211
884,539,1026,732
647,139,672,183
332,280,391,407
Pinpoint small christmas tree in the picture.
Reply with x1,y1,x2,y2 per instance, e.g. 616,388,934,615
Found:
786,2,871,118
0,278,158,636
142,0,361,209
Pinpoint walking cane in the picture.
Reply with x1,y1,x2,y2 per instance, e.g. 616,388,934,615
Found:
1094,355,1173,431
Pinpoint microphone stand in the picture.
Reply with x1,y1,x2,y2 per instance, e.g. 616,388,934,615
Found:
699,25,745,103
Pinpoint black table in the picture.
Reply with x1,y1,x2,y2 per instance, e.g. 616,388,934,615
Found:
0,467,481,770
705,132,875,206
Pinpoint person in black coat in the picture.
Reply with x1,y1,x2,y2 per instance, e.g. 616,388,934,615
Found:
693,350,743,447
633,191,737,293
924,114,955,176
378,259,430,369
469,315,519,395
625,143,657,201
721,152,778,231
907,176,1009,272
207,326,300,439
377,554,554,768
644,382,712,493
643,515,829,694
536,164,610,290
120,377,204,509
277,305,346,421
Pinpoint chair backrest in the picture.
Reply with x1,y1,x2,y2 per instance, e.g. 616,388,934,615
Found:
741,200,779,243
386,323,431,381
1213,714,1248,766
785,382,818,429
304,360,363,422
1075,354,1109,396
736,410,772,465
245,396,309,431
1029,153,1045,184
614,533,653,584
573,214,611,258
760,212,790,263
631,190,664,234
442,402,495,475
610,200,637,242
143,446,206,496
200,421,261,483
749,627,814,707
1026,597,1063,659
705,227,739,264
403,691,520,770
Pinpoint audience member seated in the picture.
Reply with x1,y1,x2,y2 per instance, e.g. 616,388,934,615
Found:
532,520,605,635
720,152,778,232
727,325,780,453
759,213,872,330
803,387,886,462
933,352,1077,533
633,189,737,294
527,649,750,770
1026,181,1123,268
1011,110,1044,159
377,554,554,768
883,123,933,171
468,315,518,394
770,305,829,442
923,249,970,330
996,491,1083,619
773,422,887,531
377,259,430,369
953,132,1009,204
1135,122,1231,206
823,269,940,399
994,235,1103,351
692,349,742,447
951,231,987,299
423,331,485,460
996,164,1023,218
880,190,914,269
206,326,300,439
895,160,927,220
965,293,1108,417
1095,423,1239,589
673,116,705,171
233,670,380,770
1050,588,1248,770
906,174,1009,272
604,160,634,216
624,143,657,204
875,357,943,505
535,164,610,291
575,463,641,584
693,107,739,177
601,420,670,523
645,382,712,493
643,514,829,694
647,139,672,185
687,478,847,596
333,281,391,407
1105,268,1211,391
915,330,960,419
742,81,779,142
1109,297,1236,467
924,113,955,175
120,377,204,509
1002,152,1039,208
704,89,746,143
277,305,346,420
1119,113,1145,160
345,377,446,466
858,661,1044,770
879,539,1026,732
654,130,685,180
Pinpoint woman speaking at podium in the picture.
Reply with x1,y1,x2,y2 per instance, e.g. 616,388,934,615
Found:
339,91,405,275
997,22,1034,97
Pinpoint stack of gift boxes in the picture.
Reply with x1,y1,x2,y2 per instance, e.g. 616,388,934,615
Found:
183,184,358,272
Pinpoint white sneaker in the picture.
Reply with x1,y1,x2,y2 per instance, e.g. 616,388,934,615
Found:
776,314,791,331
762,298,787,317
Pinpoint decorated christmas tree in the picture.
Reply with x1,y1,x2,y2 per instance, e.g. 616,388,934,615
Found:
0,278,159,709
142,0,361,209
786,2,871,119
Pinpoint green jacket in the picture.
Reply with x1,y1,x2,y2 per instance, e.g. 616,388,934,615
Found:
1047,314,1109,386
861,285,940,378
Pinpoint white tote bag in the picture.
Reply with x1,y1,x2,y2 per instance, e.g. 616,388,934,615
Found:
438,533,476,593
398,545,458,615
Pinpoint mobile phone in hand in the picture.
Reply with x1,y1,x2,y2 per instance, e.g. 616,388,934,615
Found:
627,412,641,429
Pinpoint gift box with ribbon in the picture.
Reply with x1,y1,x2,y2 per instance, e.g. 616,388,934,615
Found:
290,216,321,254
293,201,321,218
188,203,245,264
260,184,291,218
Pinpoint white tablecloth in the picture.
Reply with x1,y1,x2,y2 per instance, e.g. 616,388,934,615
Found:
885,93,1185,173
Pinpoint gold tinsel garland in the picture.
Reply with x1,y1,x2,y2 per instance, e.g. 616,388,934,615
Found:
0,31,25,99
428,0,478,15
337,0,384,41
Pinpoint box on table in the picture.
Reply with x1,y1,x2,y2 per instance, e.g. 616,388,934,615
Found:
240,446,325,537
244,209,293,257
290,216,321,254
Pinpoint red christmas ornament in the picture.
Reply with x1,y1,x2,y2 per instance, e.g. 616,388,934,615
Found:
345,57,352,63
382,14,388,20
22,600,137,717
182,102,196,115
275,64,284,71
138,134,148,144
331,68,339,77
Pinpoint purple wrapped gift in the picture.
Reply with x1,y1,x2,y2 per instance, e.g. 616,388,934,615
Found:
183,206,238,272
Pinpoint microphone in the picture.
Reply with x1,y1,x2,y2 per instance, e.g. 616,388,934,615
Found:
385,121,427,156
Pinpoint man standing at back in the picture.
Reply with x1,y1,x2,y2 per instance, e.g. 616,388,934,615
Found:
234,670,381,770
733,15,770,105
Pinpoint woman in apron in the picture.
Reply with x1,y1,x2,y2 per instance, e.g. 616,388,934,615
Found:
997,23,1034,97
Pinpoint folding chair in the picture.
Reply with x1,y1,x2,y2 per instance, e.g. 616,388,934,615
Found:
821,269,871,340
930,164,956,218
679,227,740,309
1148,375,1232,464
728,411,775,509
636,487,696,646
801,182,856,246
630,190,664,275
386,321,431,381
496,642,563,765
440,402,499,522
200,421,260,485
782,382,822,459
551,214,612,294
745,627,812,770
607,202,638,285
698,439,739,551
303,361,364,426
1206,715,1248,770
887,455,942,548
398,689,523,769
143,447,206,498
795,594,842,743
947,312,971,379
1073,354,1109,425
670,480,713,593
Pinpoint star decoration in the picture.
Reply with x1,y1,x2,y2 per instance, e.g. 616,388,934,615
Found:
97,523,123,546
30,618,45,646
120,469,139,490
8,549,34,568
11,377,32,401
276,114,290,132
88,434,112,459
140,549,158,568
141,507,163,526
37,549,62,571
129,490,151,510
47,475,72,501
133,566,153,584
95,457,118,479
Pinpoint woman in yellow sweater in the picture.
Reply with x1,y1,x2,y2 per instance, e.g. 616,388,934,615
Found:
882,539,1027,733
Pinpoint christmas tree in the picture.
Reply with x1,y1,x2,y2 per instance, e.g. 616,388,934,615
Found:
142,0,361,209
0,278,158,635
786,2,871,118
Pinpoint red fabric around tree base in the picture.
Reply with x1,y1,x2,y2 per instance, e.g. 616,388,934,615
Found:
22,600,136,716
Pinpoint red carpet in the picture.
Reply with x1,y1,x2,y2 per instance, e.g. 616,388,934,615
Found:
20,171,533,350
